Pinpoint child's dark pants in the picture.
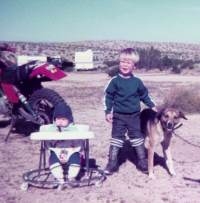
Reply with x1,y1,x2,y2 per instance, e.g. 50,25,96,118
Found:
104,112,147,174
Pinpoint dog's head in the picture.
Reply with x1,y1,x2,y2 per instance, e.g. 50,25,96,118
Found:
158,107,187,132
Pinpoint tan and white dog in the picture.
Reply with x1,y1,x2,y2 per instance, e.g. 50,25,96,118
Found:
140,107,187,179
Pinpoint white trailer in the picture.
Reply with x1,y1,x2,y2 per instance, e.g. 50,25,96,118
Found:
75,49,94,70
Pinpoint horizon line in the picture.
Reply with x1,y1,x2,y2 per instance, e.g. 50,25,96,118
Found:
1,39,200,46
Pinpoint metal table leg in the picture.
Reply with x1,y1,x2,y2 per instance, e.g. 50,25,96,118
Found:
38,141,46,175
85,139,90,175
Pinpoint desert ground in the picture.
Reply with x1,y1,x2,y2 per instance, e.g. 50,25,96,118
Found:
0,71,200,203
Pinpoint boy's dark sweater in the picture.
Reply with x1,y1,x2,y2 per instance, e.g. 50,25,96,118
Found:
104,74,155,114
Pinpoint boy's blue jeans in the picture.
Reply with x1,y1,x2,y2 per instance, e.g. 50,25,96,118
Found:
110,112,144,148
105,111,148,173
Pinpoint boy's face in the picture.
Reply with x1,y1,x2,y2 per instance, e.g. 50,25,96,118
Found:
119,54,136,75
55,117,69,127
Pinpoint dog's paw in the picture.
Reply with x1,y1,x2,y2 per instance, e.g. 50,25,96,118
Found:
169,170,176,176
149,173,156,179
166,161,176,176
168,166,176,176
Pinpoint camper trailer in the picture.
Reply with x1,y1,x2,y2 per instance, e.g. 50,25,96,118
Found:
75,49,94,70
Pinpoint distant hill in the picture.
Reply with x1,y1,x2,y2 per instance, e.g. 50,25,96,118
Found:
1,40,200,75
1,40,200,62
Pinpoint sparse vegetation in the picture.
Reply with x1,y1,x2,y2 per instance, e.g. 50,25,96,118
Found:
105,65,119,77
103,60,119,67
1,40,200,74
163,86,200,113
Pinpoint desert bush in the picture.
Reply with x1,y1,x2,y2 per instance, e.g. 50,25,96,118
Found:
171,65,181,74
180,60,194,69
103,60,119,67
97,64,108,71
162,58,196,74
106,65,119,77
137,47,162,70
192,63,200,69
163,86,200,113
162,55,173,67
186,63,200,74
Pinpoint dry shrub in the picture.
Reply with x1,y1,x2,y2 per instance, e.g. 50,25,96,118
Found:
163,86,200,113
105,65,119,77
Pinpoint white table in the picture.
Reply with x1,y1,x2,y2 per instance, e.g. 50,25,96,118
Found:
30,124,94,174
30,130,95,140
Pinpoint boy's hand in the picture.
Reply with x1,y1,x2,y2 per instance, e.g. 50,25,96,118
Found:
106,113,113,123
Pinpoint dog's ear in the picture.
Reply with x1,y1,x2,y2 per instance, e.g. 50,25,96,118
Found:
179,111,188,120
156,108,164,120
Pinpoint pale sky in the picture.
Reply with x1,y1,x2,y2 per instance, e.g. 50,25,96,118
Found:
0,0,200,43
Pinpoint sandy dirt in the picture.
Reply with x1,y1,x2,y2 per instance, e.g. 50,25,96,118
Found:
0,72,200,203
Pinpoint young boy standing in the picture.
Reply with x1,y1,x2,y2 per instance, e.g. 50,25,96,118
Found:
104,48,156,175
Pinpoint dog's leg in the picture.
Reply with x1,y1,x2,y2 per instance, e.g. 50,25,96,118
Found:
162,136,176,176
145,124,157,179
148,146,155,179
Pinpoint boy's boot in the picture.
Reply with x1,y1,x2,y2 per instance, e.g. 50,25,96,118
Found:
134,144,148,173
104,145,120,175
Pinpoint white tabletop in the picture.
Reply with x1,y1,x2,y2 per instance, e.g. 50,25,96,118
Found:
30,131,95,140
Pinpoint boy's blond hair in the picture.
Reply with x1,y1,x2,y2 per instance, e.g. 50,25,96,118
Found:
120,48,140,63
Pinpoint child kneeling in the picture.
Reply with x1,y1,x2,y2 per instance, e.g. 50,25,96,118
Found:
43,103,83,189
